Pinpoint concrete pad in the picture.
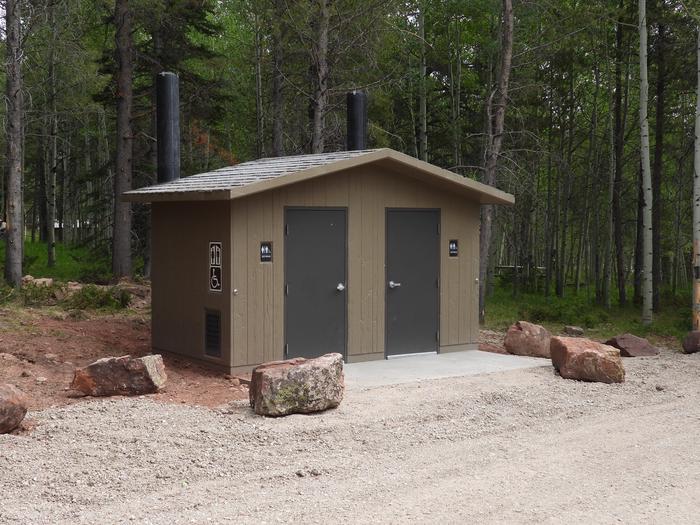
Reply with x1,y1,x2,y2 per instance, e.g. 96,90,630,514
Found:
345,350,546,389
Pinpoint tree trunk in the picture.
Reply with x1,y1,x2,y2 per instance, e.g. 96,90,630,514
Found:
450,17,462,169
693,27,700,331
418,6,428,161
112,0,134,278
639,0,653,325
271,0,286,157
479,0,513,323
613,2,627,306
254,10,264,158
652,22,666,312
4,0,23,287
47,4,58,267
310,0,330,154
634,164,644,304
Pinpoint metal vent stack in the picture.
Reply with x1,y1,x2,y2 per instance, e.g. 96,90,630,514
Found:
156,71,181,184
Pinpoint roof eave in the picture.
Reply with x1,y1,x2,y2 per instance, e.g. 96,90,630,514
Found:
122,189,232,203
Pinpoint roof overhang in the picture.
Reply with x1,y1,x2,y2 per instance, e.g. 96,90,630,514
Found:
123,148,514,205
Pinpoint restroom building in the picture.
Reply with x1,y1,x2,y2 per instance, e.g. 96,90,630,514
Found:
124,147,514,373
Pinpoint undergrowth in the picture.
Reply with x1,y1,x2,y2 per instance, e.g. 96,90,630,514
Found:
0,282,131,311
484,285,692,341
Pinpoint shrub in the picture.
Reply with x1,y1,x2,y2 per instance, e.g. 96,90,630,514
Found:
62,285,131,311
20,284,60,307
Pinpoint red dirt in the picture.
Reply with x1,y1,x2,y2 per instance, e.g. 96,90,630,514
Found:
0,306,248,410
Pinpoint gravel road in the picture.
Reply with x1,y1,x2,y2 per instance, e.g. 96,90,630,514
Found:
2,348,699,524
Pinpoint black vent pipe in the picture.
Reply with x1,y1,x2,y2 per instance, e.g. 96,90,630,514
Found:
156,72,180,183
346,90,368,151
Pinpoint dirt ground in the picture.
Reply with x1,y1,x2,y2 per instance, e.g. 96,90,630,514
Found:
0,306,248,410
1,320,699,523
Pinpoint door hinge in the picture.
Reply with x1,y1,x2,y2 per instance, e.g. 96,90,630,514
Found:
285,283,289,295
284,224,289,236
436,331,440,342
284,343,288,357
436,278,439,288
437,223,441,235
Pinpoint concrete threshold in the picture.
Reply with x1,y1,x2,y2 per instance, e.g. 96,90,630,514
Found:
345,350,546,389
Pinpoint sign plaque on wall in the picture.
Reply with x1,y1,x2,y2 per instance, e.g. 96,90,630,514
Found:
260,242,273,262
209,242,223,292
449,240,459,257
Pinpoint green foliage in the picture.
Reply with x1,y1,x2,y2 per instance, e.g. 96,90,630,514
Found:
63,285,131,311
0,241,112,283
485,284,692,341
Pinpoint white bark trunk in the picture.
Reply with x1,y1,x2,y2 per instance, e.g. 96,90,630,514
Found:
639,0,653,325
693,27,700,330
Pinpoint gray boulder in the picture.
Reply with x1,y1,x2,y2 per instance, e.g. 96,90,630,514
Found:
249,353,344,417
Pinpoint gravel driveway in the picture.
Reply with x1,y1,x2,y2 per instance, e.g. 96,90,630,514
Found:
2,348,699,524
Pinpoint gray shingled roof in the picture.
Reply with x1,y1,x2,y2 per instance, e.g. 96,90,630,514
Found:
123,148,515,205
125,149,378,196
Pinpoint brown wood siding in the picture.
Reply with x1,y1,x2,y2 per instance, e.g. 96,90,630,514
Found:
151,201,232,367
230,165,479,368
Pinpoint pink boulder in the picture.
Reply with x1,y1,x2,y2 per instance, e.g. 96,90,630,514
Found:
250,353,344,417
504,321,551,358
551,337,625,383
0,384,29,434
71,355,167,396
479,343,508,355
605,334,659,357
682,331,700,354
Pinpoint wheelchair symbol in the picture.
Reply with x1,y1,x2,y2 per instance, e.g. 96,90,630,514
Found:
210,267,222,291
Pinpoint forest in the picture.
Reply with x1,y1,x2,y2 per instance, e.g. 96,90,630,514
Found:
1,0,699,329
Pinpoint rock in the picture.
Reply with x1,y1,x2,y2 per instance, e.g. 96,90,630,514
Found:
249,353,344,417
605,333,659,357
233,374,252,386
563,325,585,336
478,343,508,355
70,355,167,396
35,377,47,384
550,336,625,383
21,275,34,285
32,278,54,288
503,321,551,358
0,384,28,434
681,331,700,354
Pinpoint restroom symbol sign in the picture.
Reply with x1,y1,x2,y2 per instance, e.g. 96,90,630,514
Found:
449,240,459,257
209,242,222,267
209,242,223,292
260,242,272,262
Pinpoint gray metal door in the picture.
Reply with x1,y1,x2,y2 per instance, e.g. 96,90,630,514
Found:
285,208,347,359
386,209,440,356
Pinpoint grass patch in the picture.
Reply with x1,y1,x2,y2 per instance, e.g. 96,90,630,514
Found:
484,285,692,341
0,240,112,283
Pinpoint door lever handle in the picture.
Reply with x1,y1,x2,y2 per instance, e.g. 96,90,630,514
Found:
336,283,346,292
388,280,402,289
